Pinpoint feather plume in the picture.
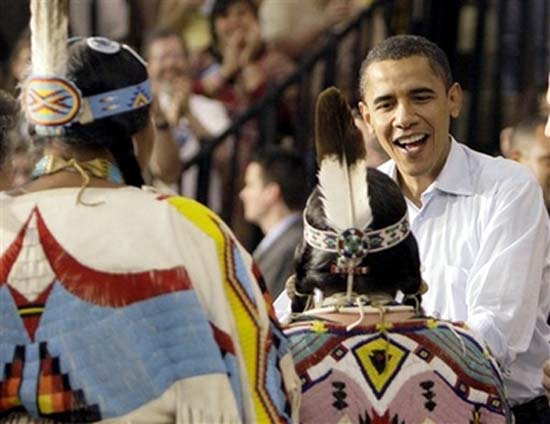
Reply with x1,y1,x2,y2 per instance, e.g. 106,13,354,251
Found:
315,87,371,232
30,0,70,76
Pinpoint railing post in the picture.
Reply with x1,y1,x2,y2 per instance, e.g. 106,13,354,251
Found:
223,130,241,224
492,0,505,157
195,147,211,205
322,34,338,88
259,91,278,148
466,0,487,151
296,72,312,156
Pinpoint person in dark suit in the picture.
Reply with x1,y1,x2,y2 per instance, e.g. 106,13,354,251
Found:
239,146,308,298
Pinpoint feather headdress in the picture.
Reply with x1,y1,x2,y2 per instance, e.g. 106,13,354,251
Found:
30,0,70,77
315,87,371,232
314,87,372,299
303,87,412,317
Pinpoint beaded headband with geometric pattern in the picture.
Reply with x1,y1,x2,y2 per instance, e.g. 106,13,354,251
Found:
303,212,411,258
23,10,152,137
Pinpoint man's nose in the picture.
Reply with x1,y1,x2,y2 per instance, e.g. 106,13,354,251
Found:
394,102,416,129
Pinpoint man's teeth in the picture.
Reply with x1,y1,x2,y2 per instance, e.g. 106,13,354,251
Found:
398,134,426,145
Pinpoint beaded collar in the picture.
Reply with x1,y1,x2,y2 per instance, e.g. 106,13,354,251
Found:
31,155,124,205
32,155,123,182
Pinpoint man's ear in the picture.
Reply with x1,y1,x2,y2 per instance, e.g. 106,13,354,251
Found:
264,182,282,204
448,82,463,119
358,101,375,134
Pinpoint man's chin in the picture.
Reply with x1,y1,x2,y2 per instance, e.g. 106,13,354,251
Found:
395,163,430,179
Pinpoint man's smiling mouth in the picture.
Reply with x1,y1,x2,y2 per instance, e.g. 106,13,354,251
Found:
393,134,429,152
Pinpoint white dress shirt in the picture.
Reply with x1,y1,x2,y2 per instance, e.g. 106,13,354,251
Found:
379,138,550,405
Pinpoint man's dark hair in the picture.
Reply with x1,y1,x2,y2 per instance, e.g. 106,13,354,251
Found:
291,168,422,313
0,90,18,167
143,28,187,59
510,115,547,150
252,145,308,211
359,35,453,99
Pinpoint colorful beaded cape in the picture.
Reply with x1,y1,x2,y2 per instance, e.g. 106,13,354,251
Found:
285,316,511,423
0,189,297,422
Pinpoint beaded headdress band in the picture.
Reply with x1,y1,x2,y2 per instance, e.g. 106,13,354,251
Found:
303,212,411,260
23,3,152,137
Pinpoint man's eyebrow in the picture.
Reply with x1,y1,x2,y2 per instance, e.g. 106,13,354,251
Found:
372,94,395,105
372,87,437,105
409,87,436,95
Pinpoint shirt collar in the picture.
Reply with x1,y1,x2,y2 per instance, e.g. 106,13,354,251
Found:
433,137,474,196
379,136,474,197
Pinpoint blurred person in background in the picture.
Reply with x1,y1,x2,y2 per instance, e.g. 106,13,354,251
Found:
501,116,550,214
1,29,30,96
196,0,295,115
195,0,297,245
259,0,358,60
152,0,212,73
0,89,18,192
239,146,308,298
145,28,229,210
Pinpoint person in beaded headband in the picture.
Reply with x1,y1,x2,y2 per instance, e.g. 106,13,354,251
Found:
282,87,511,423
288,87,422,315
21,0,153,189
0,1,299,422
291,168,423,314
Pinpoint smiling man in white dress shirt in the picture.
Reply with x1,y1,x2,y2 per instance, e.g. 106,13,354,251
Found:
358,34,550,423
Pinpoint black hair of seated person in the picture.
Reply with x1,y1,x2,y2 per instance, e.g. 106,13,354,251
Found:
31,39,149,187
0,90,18,168
208,0,259,62
291,168,422,313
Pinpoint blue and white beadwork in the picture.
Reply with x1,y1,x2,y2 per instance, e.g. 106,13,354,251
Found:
304,213,410,255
